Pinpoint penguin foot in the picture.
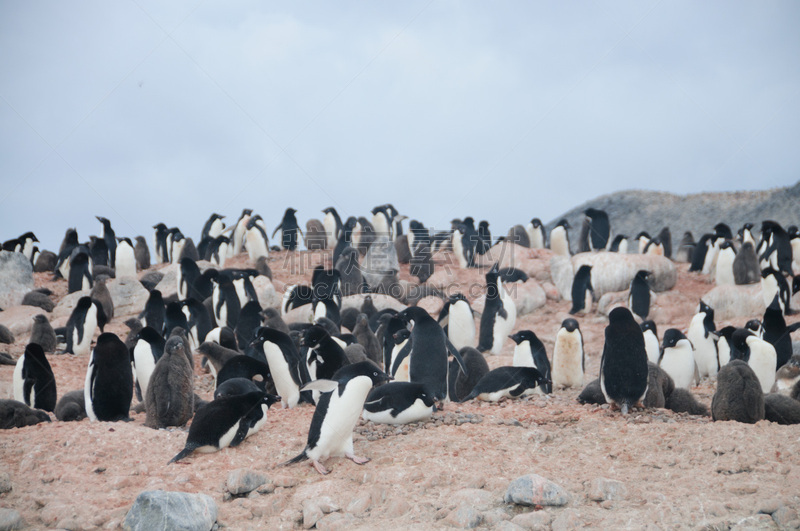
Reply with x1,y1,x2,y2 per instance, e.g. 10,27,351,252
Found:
346,452,370,465
311,460,330,475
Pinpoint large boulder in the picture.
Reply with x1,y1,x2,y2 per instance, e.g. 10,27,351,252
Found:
106,277,151,317
551,253,677,301
122,490,217,531
701,284,765,321
0,251,34,309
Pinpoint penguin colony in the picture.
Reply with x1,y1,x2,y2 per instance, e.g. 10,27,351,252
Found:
2,206,800,479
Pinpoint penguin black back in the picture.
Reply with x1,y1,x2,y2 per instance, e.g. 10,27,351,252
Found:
600,307,649,414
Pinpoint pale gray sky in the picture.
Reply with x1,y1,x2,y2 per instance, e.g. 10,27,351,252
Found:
2,1,799,251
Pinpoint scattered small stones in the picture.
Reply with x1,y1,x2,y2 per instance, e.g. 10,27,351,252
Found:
504,474,571,507
356,411,484,439
122,490,217,531
551,508,583,531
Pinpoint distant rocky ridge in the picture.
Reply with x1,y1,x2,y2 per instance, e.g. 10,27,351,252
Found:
546,181,800,252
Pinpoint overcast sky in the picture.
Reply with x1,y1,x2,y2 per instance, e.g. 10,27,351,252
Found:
2,1,799,252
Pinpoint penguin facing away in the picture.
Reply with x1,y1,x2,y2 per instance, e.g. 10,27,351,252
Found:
284,362,391,475
273,208,303,251
628,270,652,321
600,307,649,414
84,333,134,422
711,360,765,423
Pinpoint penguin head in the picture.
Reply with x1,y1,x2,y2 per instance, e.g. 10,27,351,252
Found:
698,300,714,316
398,306,430,327
561,318,580,333
639,320,656,336
336,361,392,386
661,328,689,350
165,336,186,357
32,314,49,325
508,330,536,345
557,219,570,229
730,328,754,361
301,325,329,349
744,318,763,335
530,218,542,227
392,328,411,345
608,306,635,326
262,393,282,409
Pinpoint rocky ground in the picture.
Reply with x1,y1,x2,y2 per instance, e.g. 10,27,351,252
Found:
1,247,800,531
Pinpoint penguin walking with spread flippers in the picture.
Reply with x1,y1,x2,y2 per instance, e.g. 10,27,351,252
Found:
551,318,584,389
711,360,765,424
284,362,391,475
169,390,280,463
600,307,649,415
84,333,133,422
273,208,303,251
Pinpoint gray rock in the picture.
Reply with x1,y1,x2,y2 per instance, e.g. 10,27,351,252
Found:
122,490,217,531
759,500,783,515
504,474,571,507
549,256,574,302
511,511,552,530
493,522,526,531
153,264,179,299
701,284,766,321
0,508,25,531
507,280,547,316
773,507,799,528
551,508,583,531
0,306,48,341
227,469,268,496
316,512,356,531
0,251,34,309
444,503,483,529
449,488,495,511
587,478,627,502
730,514,778,530
573,253,676,299
107,276,151,317
361,236,399,290
0,473,10,493
52,291,86,321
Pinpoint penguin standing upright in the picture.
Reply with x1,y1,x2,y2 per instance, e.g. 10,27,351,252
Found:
583,208,610,251
551,318,584,389
476,221,492,255
301,325,350,384
477,265,526,354
230,209,252,257
437,294,475,351
451,220,476,269
687,301,718,379
711,360,764,423
96,216,117,268
600,307,649,415
509,330,551,394
762,296,800,369
731,328,777,393
84,333,133,421
273,208,303,251
245,216,269,262
212,272,241,329
30,314,57,353
13,343,57,412
68,251,93,293
371,206,392,239
608,235,629,253
526,218,546,249
134,236,150,271
252,327,311,408
658,329,696,389
145,336,194,429
284,362,391,474
549,219,571,256
570,265,594,315
201,213,226,243
322,207,343,250
733,242,760,285
628,270,652,321
140,289,165,334
131,326,164,402
636,232,651,254
689,234,713,272
64,296,98,356
715,241,736,286
761,267,792,315
759,220,793,275
114,237,137,278
640,321,660,365
153,223,170,263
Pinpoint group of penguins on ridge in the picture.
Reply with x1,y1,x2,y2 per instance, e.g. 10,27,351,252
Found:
3,205,800,474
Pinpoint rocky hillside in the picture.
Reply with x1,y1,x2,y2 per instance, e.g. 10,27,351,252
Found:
546,180,800,251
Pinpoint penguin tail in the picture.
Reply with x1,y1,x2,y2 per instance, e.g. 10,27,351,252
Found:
619,402,630,415
282,450,308,467
168,447,194,464
459,391,477,403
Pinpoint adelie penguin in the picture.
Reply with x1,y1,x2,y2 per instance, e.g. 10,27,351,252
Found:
732,242,760,285
526,218,546,249
362,381,436,425
711,360,764,424
245,216,270,262
30,314,57,354
169,390,281,464
322,207,343,250
63,296,98,356
640,321,660,365
84,333,134,422
284,362,391,475
67,250,92,294
459,366,549,402
251,327,312,409
134,236,150,271
714,241,736,285
569,265,593,315
658,329,696,389
581,208,610,252
730,328,776,394
273,207,303,251
437,293,476,351
131,326,164,401
549,219,571,256
13,343,57,412
451,218,478,269
762,295,800,369
687,301,718,379
761,267,792,315
600,307,649,415
145,336,194,429
115,237,137,278
509,330,551,394
551,318,584,389
477,265,527,355
628,270,653,321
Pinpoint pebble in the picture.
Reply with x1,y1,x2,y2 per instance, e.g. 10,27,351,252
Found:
227,469,268,496
551,508,582,531
316,513,356,531
759,500,783,515
384,498,412,518
494,522,526,531
505,474,571,507
444,503,483,529
730,514,778,530
0,509,25,531
772,507,799,528
272,474,299,488
346,493,372,515
0,473,11,494
511,511,552,530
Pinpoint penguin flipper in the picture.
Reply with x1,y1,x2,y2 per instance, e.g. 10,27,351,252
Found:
168,446,195,464
301,379,338,393
509,384,526,397
229,420,249,448
271,224,283,239
498,307,508,320
787,322,800,333
283,449,309,466
445,338,469,376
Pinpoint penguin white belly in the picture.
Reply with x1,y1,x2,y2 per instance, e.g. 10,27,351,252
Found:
389,340,408,378
491,294,516,354
792,239,800,275
448,302,475,350
75,310,98,357
313,302,328,324
171,240,185,264
701,243,720,275
552,330,583,388
748,339,776,394
643,331,660,365
394,356,410,382
210,218,224,239
232,219,248,256
84,356,97,421
218,421,242,450
717,338,731,367
690,336,718,379
215,243,228,267
264,343,300,408
760,275,780,310
233,278,248,307
452,234,467,269
81,275,91,292
116,245,137,278
307,377,372,462
512,341,534,368
372,215,389,238
362,399,433,425
133,343,157,399
659,341,696,389
715,251,735,285
323,214,337,249
550,228,568,256
12,354,25,403
246,230,268,262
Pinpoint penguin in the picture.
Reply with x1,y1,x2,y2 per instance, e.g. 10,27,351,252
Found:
63,296,98,356
207,235,230,267
583,208,610,251
701,235,722,275
140,289,165,334
745,319,763,338
96,216,117,268
245,216,270,262
711,360,765,423
761,267,792,315
335,247,365,297
169,390,281,464
569,265,593,315
477,265,525,354
2,231,38,260
91,277,114,322
272,207,303,251
284,361,391,474
643,362,673,408
201,213,226,242
738,223,756,247
577,378,607,405
322,207,343,250
212,271,241,329
54,229,79,279
214,377,261,399
352,314,382,368
687,301,718,379
260,307,290,334
476,221,492,255
153,223,170,263
608,235,628,253
304,219,327,251
628,270,652,321
302,324,350,385
282,284,314,316
507,224,530,248
548,219,570,256
134,236,150,271
30,314,57,353
789,225,800,275
89,235,109,269
398,306,468,401
643,238,665,256
600,307,649,414
773,355,800,395
68,251,93,293
526,218,546,249
177,258,201,301
229,209,252,256
731,328,776,394
84,333,133,422
759,220,792,275
163,302,189,339
131,326,164,402
55,389,87,422
229,268,259,309
640,321,660,365
551,318,584,389
674,231,695,263
144,336,194,429
658,329,696,389
389,328,413,382
251,327,311,409
509,330,551,394
763,393,800,425
664,387,709,416
716,325,736,367
714,241,736,286
113,237,136,278
371,205,392,239
636,231,651,254
459,366,549,402
409,242,434,283
689,234,713,272
437,293,476,351
235,300,263,352
762,295,800,369
216,355,272,393
451,221,476,269
196,340,239,383
13,343,57,412
362,382,436,425
733,242,760,285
